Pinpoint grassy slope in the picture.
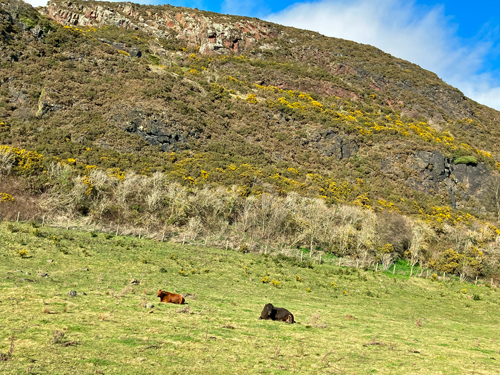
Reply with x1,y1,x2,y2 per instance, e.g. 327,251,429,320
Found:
1,222,499,374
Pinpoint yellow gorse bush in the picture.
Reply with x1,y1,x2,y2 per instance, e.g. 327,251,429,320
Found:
1,193,15,202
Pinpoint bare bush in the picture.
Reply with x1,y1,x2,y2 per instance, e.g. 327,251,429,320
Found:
0,149,14,175
376,211,412,257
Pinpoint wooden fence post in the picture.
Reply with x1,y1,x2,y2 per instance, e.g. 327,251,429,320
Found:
300,252,303,262
182,234,186,245
17,212,20,222
393,264,396,274
161,231,165,242
116,225,119,236
42,216,45,227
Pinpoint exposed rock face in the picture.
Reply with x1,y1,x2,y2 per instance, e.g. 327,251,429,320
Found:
99,39,142,57
306,129,358,160
113,108,200,152
382,150,491,209
40,0,279,55
36,88,64,118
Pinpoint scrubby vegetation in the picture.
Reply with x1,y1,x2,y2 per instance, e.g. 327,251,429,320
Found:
1,222,499,374
2,143,500,280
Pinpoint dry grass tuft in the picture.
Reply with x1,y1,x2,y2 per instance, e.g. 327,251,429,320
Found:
415,318,423,327
137,296,148,308
363,337,386,347
52,330,65,345
42,307,57,314
99,313,111,321
184,293,198,300
0,336,15,361
52,330,78,347
345,315,357,320
310,313,328,328
176,306,190,314
118,285,132,297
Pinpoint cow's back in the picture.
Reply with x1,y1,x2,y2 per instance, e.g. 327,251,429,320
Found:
274,307,294,323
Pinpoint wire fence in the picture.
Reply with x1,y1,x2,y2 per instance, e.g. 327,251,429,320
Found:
5,210,497,288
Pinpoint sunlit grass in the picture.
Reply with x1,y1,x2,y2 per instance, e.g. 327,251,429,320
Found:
1,222,499,374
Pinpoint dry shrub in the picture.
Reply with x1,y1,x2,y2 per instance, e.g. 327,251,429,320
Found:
16,161,498,275
376,211,412,257
0,177,43,221
0,148,15,175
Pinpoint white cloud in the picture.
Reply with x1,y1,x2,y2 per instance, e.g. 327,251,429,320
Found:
266,0,500,110
23,0,48,7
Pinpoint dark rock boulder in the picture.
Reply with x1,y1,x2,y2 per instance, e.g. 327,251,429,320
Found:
113,108,200,152
305,129,358,160
382,150,491,211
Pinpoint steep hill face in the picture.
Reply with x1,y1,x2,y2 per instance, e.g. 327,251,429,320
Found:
38,0,498,124
1,0,500,218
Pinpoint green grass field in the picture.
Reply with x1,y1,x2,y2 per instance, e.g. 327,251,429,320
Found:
1,222,499,374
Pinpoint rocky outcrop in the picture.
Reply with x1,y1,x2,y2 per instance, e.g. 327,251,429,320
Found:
113,108,200,152
382,150,491,209
303,129,358,160
36,88,64,118
40,0,279,55
99,39,142,57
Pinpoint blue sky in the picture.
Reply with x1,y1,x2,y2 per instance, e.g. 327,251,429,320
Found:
27,0,500,110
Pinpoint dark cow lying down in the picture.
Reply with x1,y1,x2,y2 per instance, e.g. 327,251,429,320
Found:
157,289,185,304
259,303,295,323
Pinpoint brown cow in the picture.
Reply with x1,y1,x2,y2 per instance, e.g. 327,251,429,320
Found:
259,303,295,323
157,289,185,304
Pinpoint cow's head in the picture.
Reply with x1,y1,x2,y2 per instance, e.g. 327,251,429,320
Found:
157,289,164,297
259,303,274,319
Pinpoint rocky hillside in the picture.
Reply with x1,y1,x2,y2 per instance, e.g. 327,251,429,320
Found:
1,0,500,218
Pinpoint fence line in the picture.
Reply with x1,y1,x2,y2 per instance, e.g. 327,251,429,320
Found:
5,214,497,288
